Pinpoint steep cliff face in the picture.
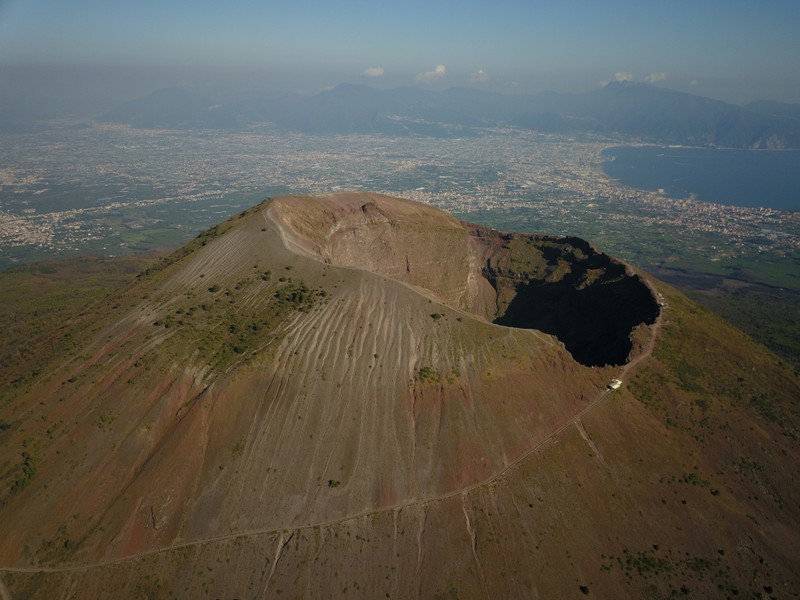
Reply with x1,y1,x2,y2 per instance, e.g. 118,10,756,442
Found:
268,193,491,314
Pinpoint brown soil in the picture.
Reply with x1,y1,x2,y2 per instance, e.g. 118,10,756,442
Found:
1,193,797,599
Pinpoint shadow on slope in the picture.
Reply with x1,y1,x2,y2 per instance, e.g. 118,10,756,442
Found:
481,234,660,367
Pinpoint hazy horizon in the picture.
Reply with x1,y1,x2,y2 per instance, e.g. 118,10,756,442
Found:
1,0,799,108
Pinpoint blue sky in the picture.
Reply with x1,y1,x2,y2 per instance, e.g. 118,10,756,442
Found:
1,0,799,103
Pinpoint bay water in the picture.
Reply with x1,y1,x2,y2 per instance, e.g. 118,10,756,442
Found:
602,146,800,211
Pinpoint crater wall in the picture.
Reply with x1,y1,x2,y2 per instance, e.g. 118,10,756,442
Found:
468,225,660,366
270,193,660,367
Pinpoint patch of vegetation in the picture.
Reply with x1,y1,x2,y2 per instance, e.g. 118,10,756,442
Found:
685,286,800,372
637,289,799,439
545,257,572,283
0,255,155,401
618,548,673,578
31,524,83,564
446,367,460,385
10,451,39,495
96,413,116,431
748,392,785,427
628,370,668,409
163,277,329,373
608,547,741,598
667,357,706,394
273,281,325,313
8,439,41,497
415,366,440,383
680,472,710,488
232,440,245,456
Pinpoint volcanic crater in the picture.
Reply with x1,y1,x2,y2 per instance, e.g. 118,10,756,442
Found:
2,192,799,600
269,192,660,366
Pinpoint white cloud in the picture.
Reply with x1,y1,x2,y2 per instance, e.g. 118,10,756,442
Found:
645,72,667,83
470,68,488,83
603,71,668,86
690,79,699,87
416,64,446,84
362,67,385,78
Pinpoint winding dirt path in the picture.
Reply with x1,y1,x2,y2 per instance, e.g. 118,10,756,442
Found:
621,290,663,379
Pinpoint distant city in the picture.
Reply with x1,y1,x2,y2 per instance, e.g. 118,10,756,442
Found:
1,123,798,290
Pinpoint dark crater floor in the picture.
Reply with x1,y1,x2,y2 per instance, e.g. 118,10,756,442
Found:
481,234,660,367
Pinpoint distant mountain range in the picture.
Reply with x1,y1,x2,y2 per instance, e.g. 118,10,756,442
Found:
95,81,800,149
2,81,799,148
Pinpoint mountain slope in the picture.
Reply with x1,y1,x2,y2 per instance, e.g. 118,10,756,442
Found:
100,83,800,148
1,193,798,598
580,81,800,148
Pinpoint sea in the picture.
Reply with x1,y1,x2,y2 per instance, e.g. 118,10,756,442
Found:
601,146,800,211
